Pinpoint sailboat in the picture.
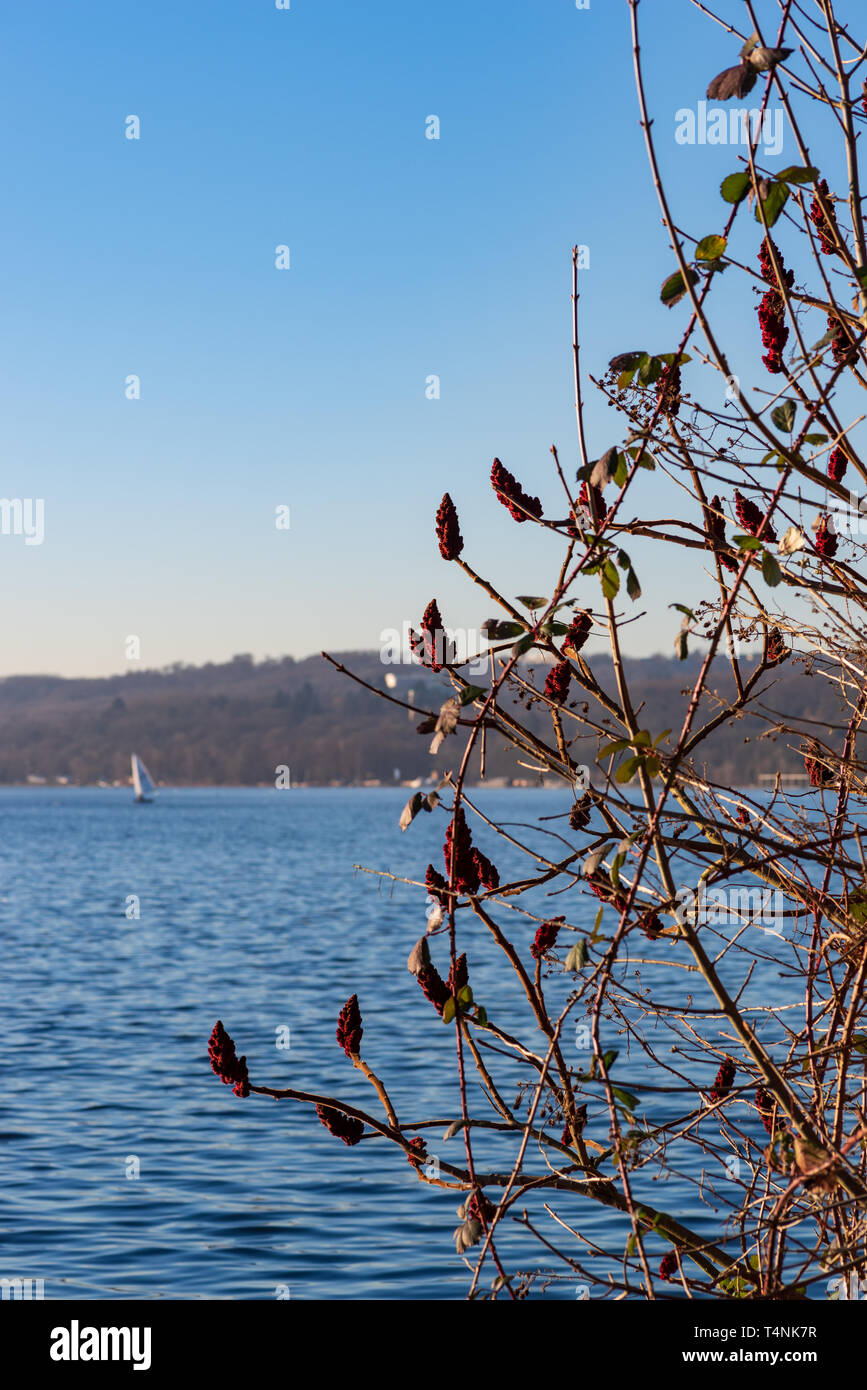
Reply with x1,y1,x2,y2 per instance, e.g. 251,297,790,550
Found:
131,753,157,804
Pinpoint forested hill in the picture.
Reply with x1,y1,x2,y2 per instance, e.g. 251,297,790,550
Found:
0,650,844,787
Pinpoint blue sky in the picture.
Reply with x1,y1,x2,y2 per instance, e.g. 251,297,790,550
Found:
0,1,856,675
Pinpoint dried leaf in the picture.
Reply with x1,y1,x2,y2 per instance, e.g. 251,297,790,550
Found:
426,902,444,930
608,351,645,373
778,525,806,556
707,61,757,100
407,936,432,975
793,1135,838,1192
583,845,609,878
590,446,618,489
430,697,460,755
400,791,431,831
565,939,588,971
748,45,792,71
454,1218,483,1254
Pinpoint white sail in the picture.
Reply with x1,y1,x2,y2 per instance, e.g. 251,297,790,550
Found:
131,753,157,802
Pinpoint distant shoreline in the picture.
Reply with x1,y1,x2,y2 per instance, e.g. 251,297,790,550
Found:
2,781,797,794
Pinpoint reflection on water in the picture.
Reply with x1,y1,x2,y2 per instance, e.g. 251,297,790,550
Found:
0,787,809,1298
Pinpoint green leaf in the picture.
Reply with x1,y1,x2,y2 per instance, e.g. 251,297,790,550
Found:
616,550,632,570
599,738,632,758
511,632,535,658
812,327,837,351
762,550,782,587
657,352,691,366
696,234,727,261
613,453,629,487
720,171,751,204
613,1087,639,1112
442,997,456,1024
633,730,652,747
660,267,699,308
458,985,473,1005
637,354,662,385
616,755,641,784
771,399,796,433
755,180,789,227
609,351,644,372
601,559,620,599
482,620,525,641
602,1049,619,1071
627,445,657,470
626,568,642,600
459,685,485,706
646,756,661,777
653,728,672,747
670,603,695,619
515,595,548,609
803,433,828,445
609,839,630,888
675,628,689,661
476,1005,488,1027
591,907,604,941
776,165,819,185
733,534,762,550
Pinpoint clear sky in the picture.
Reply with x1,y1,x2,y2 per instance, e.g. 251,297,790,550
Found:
0,1,856,676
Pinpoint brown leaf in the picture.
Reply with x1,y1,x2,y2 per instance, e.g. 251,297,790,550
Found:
407,936,432,975
748,46,792,72
590,446,618,490
430,697,460,755
426,902,444,930
793,1135,838,1192
399,790,430,831
454,1218,483,1254
707,62,757,100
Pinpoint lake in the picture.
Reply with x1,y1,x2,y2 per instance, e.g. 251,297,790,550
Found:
0,786,809,1299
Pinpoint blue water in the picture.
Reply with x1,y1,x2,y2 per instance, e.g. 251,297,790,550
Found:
0,787,810,1299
